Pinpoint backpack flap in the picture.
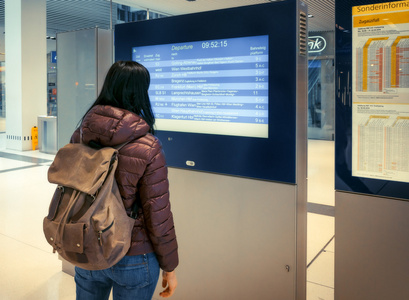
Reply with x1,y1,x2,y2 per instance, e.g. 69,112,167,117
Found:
48,143,118,195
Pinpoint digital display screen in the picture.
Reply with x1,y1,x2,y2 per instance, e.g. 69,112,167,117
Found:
132,35,269,138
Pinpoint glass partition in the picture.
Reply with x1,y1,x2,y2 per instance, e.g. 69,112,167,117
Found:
47,52,57,116
307,58,335,140
307,31,335,140
0,62,5,133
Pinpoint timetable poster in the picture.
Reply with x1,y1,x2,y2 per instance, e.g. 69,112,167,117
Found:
132,35,269,138
352,0,409,183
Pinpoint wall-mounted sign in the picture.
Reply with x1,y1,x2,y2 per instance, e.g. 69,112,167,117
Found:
308,31,334,56
352,0,409,183
308,36,327,53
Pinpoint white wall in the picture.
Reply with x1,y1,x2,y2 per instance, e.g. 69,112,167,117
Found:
5,0,47,150
0,26,5,62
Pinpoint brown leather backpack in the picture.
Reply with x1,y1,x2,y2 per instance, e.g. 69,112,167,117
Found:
43,142,135,270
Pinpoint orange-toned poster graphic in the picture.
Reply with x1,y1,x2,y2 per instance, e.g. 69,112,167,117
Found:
352,1,409,183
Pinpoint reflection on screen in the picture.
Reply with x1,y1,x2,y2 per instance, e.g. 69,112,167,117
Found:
132,35,269,138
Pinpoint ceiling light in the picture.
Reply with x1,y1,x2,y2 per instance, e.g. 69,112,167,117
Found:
308,14,314,18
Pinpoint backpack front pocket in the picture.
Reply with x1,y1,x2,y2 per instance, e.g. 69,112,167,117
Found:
43,219,85,254
91,207,118,257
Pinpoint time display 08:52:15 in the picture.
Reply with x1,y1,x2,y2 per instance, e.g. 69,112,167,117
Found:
202,40,228,48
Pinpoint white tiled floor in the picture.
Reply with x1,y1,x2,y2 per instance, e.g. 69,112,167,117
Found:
0,142,76,300
306,139,335,300
0,136,335,300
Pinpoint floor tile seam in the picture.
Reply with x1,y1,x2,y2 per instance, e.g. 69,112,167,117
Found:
0,148,55,162
0,232,53,256
307,235,335,268
307,202,335,217
0,164,45,174
0,155,53,163
307,200,334,205
307,281,334,290
307,211,335,217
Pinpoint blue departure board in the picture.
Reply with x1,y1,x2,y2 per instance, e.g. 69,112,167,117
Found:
132,35,269,138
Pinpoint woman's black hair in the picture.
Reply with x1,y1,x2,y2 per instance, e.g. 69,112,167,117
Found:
81,60,155,134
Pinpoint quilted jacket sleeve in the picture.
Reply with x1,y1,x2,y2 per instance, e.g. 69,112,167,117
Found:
138,139,179,272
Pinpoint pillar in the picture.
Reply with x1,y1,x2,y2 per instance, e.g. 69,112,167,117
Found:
5,0,47,150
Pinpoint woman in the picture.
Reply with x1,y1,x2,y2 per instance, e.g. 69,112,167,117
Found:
71,61,178,300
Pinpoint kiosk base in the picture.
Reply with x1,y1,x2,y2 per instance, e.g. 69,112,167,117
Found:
335,192,409,300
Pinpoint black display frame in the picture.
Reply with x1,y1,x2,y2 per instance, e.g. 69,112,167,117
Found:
335,0,409,200
115,0,300,183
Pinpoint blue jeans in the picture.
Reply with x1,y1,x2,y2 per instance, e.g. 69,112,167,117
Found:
75,253,160,300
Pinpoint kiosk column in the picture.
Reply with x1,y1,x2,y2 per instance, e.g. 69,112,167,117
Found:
335,1,409,299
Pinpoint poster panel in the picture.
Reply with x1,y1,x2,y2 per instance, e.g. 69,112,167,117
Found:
352,0,409,183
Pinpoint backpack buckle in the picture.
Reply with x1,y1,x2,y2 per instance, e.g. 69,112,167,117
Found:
129,211,138,219
129,201,139,219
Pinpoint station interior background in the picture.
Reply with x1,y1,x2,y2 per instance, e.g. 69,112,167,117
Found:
0,0,338,299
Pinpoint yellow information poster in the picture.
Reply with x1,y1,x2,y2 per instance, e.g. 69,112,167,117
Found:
352,0,409,183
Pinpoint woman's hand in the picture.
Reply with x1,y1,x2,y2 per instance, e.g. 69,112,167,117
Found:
160,270,178,298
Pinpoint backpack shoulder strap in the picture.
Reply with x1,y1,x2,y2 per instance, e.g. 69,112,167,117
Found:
113,140,131,151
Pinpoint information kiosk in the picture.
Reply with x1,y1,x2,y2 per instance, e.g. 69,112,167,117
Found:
335,1,409,299
116,1,308,299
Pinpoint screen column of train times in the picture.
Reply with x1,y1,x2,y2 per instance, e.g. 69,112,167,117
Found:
132,35,269,138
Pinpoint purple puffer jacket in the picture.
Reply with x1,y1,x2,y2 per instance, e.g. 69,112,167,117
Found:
70,105,178,272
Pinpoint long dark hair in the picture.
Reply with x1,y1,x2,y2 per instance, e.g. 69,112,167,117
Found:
82,61,155,134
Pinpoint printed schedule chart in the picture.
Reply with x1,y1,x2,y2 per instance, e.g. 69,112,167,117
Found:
352,1,409,183
132,35,269,135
